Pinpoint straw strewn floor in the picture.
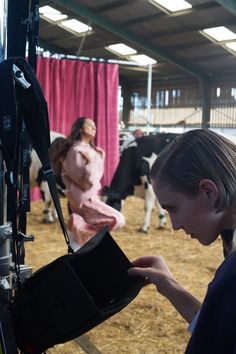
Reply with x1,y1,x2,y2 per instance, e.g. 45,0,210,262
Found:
25,196,223,354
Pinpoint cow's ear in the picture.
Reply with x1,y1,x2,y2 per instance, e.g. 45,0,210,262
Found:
198,179,218,205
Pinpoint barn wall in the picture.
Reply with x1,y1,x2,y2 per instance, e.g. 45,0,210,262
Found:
119,81,236,131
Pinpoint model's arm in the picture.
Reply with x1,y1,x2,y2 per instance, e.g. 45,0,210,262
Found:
62,148,93,191
128,255,201,324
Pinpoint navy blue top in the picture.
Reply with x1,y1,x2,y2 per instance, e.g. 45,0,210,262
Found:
185,238,236,354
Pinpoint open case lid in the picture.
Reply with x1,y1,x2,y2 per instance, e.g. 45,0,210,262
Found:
11,226,145,353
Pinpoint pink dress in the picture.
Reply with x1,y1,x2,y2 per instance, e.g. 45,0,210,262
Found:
61,141,125,247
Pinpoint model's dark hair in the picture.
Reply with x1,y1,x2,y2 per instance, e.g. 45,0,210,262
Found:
50,117,95,174
150,129,236,211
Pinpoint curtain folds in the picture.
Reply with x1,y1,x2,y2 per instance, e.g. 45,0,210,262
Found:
31,56,119,201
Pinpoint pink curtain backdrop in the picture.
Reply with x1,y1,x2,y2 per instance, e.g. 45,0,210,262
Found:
31,56,119,200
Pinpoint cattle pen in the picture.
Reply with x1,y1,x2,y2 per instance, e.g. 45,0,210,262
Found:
26,196,223,354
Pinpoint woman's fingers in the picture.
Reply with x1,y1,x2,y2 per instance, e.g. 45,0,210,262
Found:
79,151,90,164
130,256,156,268
127,267,151,286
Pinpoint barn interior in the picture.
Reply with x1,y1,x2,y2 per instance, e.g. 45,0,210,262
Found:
38,0,236,131
0,1,236,353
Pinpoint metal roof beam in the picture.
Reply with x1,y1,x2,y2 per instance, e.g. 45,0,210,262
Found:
147,18,236,39
214,0,236,15
93,0,136,14
52,0,208,80
123,2,219,27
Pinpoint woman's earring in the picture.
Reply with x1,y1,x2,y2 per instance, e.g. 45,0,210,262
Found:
211,201,215,208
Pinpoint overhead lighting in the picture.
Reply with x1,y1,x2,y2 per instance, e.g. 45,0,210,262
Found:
149,0,192,14
129,54,157,65
60,19,92,34
201,26,236,42
39,5,67,22
225,42,236,53
106,43,137,56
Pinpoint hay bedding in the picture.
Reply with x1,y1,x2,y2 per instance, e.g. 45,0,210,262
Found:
25,196,223,354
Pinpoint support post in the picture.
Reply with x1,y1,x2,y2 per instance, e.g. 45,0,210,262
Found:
0,0,8,226
199,78,211,129
146,64,152,135
0,0,7,222
0,0,8,63
122,84,132,129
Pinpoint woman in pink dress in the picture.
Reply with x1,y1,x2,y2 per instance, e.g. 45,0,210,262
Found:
54,117,125,250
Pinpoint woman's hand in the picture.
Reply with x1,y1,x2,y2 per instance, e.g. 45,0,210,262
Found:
128,255,201,323
128,256,174,296
95,147,105,159
77,175,93,191
79,151,91,164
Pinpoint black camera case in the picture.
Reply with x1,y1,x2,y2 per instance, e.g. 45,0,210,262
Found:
11,226,144,353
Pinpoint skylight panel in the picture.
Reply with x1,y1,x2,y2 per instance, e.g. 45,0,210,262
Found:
60,19,92,34
202,26,236,42
225,42,236,53
129,54,157,65
106,43,137,56
149,0,192,13
39,5,58,14
39,5,67,22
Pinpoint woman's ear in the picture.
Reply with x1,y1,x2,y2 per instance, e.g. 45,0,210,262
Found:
198,179,219,207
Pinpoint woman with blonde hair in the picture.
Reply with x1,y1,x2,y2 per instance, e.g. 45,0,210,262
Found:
128,129,236,354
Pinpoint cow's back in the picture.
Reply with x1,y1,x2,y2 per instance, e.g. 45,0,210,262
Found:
107,133,179,202
136,133,179,158
30,131,65,187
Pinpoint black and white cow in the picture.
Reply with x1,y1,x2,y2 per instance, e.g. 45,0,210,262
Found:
30,131,65,223
104,133,179,232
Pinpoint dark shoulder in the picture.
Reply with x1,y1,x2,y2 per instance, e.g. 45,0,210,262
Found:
210,248,236,290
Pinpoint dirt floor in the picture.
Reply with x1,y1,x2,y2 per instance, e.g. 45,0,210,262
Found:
25,196,224,354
